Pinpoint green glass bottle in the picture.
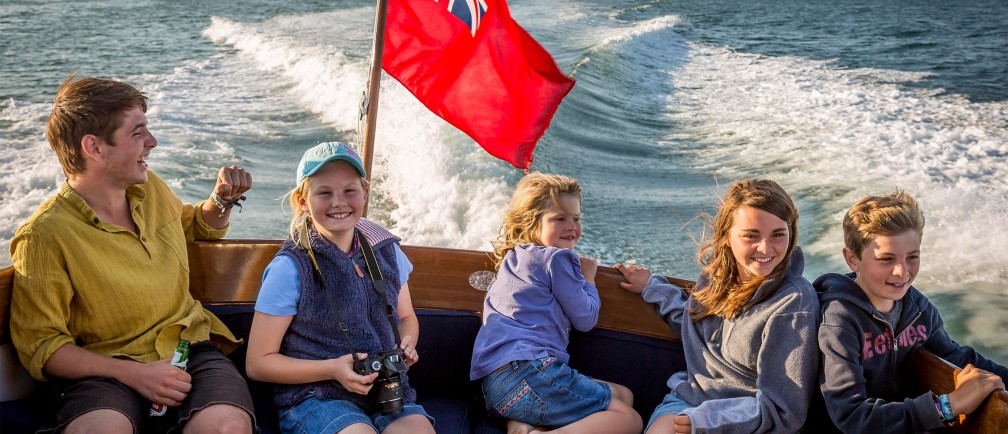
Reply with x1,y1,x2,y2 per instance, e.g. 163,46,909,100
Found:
150,340,191,417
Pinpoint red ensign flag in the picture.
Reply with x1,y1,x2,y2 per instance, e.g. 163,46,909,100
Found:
383,0,575,170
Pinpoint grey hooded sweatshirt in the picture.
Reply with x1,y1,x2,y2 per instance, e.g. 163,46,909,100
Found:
641,248,819,433
815,272,1007,433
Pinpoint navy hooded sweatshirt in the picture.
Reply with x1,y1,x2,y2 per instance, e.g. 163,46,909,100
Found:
815,272,1007,433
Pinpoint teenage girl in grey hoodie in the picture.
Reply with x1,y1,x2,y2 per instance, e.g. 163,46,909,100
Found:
616,179,820,433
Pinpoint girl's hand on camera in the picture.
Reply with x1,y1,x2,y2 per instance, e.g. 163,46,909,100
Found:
400,335,419,367
333,353,378,395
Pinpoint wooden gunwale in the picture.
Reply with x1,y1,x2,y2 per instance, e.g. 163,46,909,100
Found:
1,240,1005,432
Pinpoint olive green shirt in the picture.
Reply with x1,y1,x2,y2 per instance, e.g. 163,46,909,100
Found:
10,171,241,381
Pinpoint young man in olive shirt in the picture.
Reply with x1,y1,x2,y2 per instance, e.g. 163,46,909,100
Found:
10,75,256,433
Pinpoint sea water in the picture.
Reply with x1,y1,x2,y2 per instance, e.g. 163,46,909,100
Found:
1,0,1005,361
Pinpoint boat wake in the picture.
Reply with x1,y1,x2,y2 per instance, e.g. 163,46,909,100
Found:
663,44,1008,294
203,12,515,250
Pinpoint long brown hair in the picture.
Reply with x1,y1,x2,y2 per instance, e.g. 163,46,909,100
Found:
690,179,799,321
491,172,581,269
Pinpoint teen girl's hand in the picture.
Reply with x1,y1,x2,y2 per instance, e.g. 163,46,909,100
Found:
948,364,1005,416
613,263,652,294
673,414,692,433
579,256,598,285
400,335,419,367
333,353,379,395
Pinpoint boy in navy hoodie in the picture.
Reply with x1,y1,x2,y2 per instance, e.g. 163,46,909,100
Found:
815,191,1005,432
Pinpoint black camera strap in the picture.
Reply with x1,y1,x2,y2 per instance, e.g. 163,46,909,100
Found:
355,228,404,347
302,220,401,362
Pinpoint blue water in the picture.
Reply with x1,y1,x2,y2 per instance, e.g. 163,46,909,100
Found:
2,0,1005,361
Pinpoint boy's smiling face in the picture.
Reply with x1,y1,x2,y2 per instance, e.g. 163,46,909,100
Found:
843,230,921,313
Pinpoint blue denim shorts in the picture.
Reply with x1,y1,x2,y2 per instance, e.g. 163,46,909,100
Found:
646,390,694,430
279,397,433,434
481,357,611,428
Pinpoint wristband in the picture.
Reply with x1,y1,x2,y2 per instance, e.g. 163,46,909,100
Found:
210,193,246,218
938,393,955,425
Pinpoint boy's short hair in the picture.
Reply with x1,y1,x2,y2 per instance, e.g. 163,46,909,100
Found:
843,191,925,257
46,74,149,176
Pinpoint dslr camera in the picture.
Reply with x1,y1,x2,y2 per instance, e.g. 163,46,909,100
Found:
354,348,408,415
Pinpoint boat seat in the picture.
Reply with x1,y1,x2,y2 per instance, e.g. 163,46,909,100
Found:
0,303,685,434
5,242,1004,433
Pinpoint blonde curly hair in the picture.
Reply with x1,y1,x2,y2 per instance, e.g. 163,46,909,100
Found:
491,172,582,269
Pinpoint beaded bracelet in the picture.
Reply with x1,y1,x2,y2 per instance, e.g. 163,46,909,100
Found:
210,193,246,218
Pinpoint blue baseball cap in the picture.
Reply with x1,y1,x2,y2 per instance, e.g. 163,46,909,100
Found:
296,142,367,185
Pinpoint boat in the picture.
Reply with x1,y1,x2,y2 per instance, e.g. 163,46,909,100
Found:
1,241,1006,433
1,0,1006,432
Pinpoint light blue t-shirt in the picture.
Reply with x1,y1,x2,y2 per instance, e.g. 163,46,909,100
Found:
255,243,413,316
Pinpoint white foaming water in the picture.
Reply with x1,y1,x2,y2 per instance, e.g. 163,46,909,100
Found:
0,2,688,267
203,10,515,250
202,13,366,132
0,99,65,260
598,15,684,46
663,44,1008,292
0,19,367,265
569,14,685,74
660,43,1008,359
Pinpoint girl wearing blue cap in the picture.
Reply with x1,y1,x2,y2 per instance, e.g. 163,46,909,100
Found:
246,142,435,434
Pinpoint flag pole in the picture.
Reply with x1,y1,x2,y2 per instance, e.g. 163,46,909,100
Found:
360,0,389,216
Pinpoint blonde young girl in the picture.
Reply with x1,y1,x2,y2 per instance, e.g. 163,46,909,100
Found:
246,142,434,434
615,178,819,433
470,172,642,434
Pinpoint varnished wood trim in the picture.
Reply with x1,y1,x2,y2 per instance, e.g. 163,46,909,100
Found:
912,348,1008,433
403,246,689,341
2,242,1006,430
186,240,281,303
184,241,683,342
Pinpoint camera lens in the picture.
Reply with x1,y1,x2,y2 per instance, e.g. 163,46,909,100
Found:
374,378,404,415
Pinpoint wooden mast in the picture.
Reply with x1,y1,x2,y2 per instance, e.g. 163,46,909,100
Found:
359,0,389,216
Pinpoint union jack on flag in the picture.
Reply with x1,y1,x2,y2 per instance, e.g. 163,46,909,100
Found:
444,0,488,36
385,0,576,169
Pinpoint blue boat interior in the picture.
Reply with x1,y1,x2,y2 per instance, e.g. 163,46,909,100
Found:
0,305,687,434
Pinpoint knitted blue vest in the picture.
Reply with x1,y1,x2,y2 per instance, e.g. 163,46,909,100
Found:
273,219,417,410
